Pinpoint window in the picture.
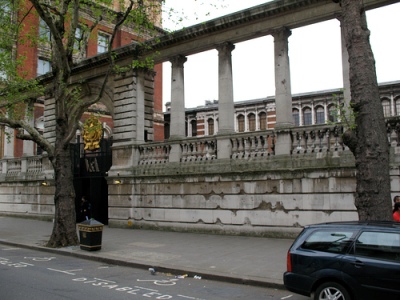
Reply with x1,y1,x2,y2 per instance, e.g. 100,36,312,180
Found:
1,2,10,12
190,119,197,137
355,231,400,261
208,118,214,136
292,109,299,126
248,113,255,131
395,99,400,116
303,108,312,126
37,58,51,76
97,32,109,53
315,106,325,124
259,112,267,130
301,229,356,254
382,99,390,117
1,2,11,22
328,105,337,122
164,123,170,139
39,18,51,41
36,131,44,155
0,48,9,79
74,27,82,50
237,115,245,132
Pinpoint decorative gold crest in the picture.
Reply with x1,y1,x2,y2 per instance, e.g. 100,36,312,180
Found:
83,115,103,151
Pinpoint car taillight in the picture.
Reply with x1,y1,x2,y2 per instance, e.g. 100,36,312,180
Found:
286,250,292,272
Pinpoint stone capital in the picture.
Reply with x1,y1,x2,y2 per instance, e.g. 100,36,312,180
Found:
272,27,292,41
216,42,235,57
135,67,156,78
170,55,187,68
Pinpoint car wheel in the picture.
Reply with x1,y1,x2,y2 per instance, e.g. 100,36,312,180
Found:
314,282,351,300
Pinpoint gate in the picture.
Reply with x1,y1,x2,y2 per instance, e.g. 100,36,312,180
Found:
73,138,112,225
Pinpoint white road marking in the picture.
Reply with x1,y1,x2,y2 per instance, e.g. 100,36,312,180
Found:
47,268,82,275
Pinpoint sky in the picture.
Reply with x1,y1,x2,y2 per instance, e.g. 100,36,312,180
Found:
161,1,400,110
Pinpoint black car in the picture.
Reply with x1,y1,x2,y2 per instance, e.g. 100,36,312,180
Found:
284,221,400,300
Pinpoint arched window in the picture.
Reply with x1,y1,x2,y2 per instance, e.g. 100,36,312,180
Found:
237,114,245,132
328,105,337,122
190,119,197,137
395,98,400,116
303,108,312,126
208,118,214,136
259,112,267,130
315,106,325,124
248,113,256,131
381,99,390,117
292,109,299,126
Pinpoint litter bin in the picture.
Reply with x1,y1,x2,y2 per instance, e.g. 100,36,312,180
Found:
78,219,104,251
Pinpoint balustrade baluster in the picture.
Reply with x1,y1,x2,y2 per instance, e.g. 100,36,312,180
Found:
181,143,188,162
231,138,238,159
309,130,316,152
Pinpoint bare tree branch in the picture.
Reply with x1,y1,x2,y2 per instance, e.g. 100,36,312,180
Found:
0,117,54,158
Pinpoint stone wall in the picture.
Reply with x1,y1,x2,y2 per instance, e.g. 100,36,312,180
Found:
107,151,365,238
0,181,54,221
0,148,399,238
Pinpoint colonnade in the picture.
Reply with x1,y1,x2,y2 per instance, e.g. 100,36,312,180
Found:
167,25,351,159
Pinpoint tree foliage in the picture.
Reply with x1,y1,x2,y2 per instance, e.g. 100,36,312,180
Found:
0,0,163,247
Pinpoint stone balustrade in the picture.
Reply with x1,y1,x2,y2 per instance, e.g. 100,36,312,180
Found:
0,156,49,179
291,125,347,155
1,119,400,180
230,130,275,159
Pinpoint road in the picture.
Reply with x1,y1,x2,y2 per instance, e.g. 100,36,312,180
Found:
0,245,309,300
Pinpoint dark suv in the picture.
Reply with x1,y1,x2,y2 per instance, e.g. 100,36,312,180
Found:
284,221,400,300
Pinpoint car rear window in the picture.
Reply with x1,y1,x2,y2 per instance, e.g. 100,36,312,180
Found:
301,229,356,254
354,231,400,262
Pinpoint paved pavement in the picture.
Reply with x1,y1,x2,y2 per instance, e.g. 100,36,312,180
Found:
0,216,295,288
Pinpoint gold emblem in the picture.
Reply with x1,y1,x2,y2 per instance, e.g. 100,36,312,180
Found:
83,115,103,151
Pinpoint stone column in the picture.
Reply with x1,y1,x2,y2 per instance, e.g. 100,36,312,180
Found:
324,101,328,123
3,127,14,157
340,19,351,114
299,105,304,126
169,55,187,162
311,102,315,125
23,105,35,156
217,42,235,134
169,55,187,139
255,109,259,131
391,93,395,116
273,27,293,155
216,42,235,159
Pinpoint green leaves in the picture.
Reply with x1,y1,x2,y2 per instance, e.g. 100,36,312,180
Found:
328,90,358,130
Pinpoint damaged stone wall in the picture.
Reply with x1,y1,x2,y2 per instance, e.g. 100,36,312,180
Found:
107,152,364,238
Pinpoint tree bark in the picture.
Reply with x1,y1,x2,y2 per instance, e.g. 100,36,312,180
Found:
339,0,392,220
46,65,79,247
46,142,79,247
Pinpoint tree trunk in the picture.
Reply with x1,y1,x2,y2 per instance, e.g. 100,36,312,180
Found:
46,141,79,247
46,63,79,247
340,0,392,220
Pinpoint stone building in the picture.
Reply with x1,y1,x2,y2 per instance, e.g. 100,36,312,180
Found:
164,81,400,139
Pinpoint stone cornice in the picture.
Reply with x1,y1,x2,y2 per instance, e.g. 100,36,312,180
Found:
41,0,398,80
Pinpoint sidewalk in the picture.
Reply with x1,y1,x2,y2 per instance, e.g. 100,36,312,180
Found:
0,216,294,288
